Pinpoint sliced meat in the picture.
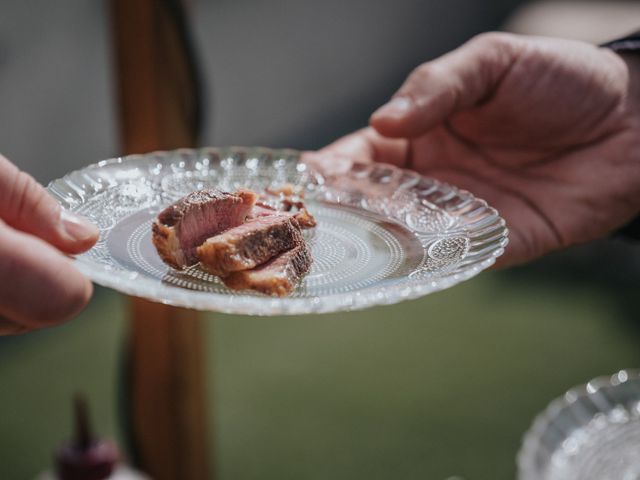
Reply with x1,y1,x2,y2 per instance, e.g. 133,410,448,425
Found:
223,243,312,296
265,183,303,198
196,215,303,276
152,189,257,269
251,203,281,218
252,200,316,229
291,206,316,229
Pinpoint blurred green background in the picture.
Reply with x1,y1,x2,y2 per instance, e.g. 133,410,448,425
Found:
1,241,638,480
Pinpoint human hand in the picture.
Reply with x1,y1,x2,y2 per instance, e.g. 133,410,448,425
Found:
311,33,640,266
0,155,99,335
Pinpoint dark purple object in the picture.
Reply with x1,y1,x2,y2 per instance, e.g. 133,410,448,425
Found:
55,396,119,480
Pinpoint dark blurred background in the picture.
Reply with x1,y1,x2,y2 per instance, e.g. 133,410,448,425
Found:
1,1,639,479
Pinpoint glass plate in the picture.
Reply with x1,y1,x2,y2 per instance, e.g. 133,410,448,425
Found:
518,370,640,480
47,147,508,315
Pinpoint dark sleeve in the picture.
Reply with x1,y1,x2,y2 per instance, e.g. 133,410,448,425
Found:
601,31,640,52
601,32,640,241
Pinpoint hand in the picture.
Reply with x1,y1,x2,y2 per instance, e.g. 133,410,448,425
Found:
311,33,640,266
0,155,99,335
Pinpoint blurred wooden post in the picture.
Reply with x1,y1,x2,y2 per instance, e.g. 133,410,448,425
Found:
110,1,209,479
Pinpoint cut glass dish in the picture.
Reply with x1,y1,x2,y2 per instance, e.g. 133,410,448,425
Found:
47,147,508,315
518,370,640,480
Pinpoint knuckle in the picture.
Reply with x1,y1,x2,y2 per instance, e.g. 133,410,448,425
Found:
408,62,437,83
0,153,10,166
470,31,513,48
411,60,451,86
403,62,457,108
402,63,447,98
12,170,36,216
469,32,520,63
11,169,55,221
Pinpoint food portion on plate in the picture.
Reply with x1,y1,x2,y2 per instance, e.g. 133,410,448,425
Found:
151,185,315,296
152,189,257,270
222,243,312,297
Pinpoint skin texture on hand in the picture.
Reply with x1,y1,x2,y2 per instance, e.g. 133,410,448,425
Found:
310,33,640,267
0,155,99,335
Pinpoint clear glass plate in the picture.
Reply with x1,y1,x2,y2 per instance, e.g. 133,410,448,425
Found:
47,147,508,315
518,370,640,480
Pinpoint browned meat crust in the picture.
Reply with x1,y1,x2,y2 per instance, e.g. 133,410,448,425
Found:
196,215,303,276
152,222,185,269
222,243,312,296
152,188,256,269
253,200,316,229
291,207,316,229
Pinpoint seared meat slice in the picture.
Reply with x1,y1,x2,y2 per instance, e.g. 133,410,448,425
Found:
255,184,316,229
223,243,312,296
250,203,280,218
252,201,316,229
197,215,303,276
152,189,257,269
290,206,316,229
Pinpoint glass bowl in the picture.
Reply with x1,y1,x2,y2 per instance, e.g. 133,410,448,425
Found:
518,369,640,480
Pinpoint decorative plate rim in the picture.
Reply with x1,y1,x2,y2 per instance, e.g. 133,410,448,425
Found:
47,146,509,316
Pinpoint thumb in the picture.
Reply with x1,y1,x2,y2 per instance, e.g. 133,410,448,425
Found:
0,154,98,254
370,32,520,138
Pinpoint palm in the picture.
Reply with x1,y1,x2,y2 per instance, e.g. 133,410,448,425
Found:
317,35,640,265
409,124,634,264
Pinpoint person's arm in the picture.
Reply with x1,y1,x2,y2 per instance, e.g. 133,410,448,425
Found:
0,154,98,334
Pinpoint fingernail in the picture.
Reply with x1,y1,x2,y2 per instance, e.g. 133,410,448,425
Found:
372,96,413,120
61,210,99,242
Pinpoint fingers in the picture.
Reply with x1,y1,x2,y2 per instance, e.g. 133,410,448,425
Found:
0,220,93,331
0,154,99,254
303,127,409,175
370,32,520,138
320,127,409,166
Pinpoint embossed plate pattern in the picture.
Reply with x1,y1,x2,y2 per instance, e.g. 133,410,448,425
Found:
47,147,508,315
